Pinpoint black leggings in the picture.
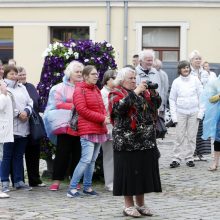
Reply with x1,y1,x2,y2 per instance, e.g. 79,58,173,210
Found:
52,134,81,180
214,141,220,152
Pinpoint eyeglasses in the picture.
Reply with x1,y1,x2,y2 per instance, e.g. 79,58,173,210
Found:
90,72,99,76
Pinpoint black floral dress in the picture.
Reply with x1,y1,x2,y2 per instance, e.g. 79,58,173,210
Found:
109,86,162,196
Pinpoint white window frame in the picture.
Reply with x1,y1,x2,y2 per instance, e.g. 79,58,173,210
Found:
135,21,189,60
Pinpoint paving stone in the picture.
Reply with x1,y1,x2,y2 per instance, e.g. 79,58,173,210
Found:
0,127,220,219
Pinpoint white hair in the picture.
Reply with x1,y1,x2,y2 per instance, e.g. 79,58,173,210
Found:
114,67,136,86
64,61,84,79
189,50,202,61
138,49,155,61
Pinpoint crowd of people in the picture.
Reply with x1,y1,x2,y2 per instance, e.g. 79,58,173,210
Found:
0,49,219,218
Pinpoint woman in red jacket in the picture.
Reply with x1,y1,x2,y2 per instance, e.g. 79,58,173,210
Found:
67,65,108,198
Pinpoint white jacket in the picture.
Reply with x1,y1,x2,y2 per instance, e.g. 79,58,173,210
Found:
101,85,113,139
169,75,203,123
5,79,33,137
0,87,14,143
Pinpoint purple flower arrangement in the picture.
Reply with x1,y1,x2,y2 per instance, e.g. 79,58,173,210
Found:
37,39,117,160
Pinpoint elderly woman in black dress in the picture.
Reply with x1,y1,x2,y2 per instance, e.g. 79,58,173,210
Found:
109,67,162,218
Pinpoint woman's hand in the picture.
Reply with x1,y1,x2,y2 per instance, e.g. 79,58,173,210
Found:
19,111,29,122
103,116,110,125
209,94,220,103
134,81,147,95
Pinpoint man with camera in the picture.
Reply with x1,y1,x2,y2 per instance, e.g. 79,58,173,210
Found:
135,49,162,95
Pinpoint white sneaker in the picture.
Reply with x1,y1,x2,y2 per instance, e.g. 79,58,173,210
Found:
0,192,10,198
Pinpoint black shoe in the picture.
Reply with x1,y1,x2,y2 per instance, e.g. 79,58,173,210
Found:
186,161,195,167
170,161,180,168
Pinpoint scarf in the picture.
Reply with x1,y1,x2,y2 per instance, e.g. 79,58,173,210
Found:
109,85,137,130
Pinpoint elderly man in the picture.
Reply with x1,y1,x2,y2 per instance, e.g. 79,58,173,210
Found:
136,49,162,96
153,58,169,118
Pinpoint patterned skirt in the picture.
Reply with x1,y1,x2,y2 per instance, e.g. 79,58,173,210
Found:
195,119,211,155
113,148,162,196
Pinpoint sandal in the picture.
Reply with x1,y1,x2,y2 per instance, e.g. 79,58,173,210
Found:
123,206,141,218
136,205,153,216
208,165,218,171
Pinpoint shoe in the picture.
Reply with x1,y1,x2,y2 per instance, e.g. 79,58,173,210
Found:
136,205,153,216
170,161,180,168
76,183,81,190
67,189,82,198
2,186,10,193
37,183,46,187
16,183,32,191
105,186,113,192
0,192,10,198
208,165,218,171
83,189,98,196
123,206,141,218
49,183,59,191
186,161,195,167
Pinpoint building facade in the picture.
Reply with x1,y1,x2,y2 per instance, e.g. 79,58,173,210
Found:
0,0,220,85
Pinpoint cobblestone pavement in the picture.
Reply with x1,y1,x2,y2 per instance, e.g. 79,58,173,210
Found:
1,127,220,219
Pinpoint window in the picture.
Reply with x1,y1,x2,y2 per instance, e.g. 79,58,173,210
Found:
0,27,13,63
50,26,90,43
142,27,180,61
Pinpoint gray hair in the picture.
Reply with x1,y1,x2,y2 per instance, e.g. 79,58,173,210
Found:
138,49,155,61
189,50,202,61
153,58,162,69
64,61,84,79
114,67,136,86
102,69,116,86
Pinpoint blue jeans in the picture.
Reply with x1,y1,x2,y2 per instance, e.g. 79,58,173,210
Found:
1,137,28,184
69,138,101,191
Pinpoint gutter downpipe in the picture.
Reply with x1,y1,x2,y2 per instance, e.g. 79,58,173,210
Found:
106,1,111,43
123,0,128,66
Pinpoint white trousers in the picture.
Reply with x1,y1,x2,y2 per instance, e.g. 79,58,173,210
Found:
172,112,199,163
102,141,113,190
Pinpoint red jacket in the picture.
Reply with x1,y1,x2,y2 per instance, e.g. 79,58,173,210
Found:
73,82,107,136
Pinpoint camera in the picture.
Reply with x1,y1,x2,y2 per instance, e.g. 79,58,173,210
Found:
145,81,158,90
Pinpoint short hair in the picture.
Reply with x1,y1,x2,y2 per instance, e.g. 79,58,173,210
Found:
154,59,162,68
114,67,136,86
177,60,190,75
8,58,16,66
189,50,201,61
82,65,97,79
17,66,25,73
124,64,135,70
3,65,18,78
102,69,116,86
138,49,155,61
0,59,3,66
64,61,84,79
133,54,139,59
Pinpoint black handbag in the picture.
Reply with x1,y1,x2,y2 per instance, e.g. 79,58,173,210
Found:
69,107,78,131
156,116,167,139
29,109,46,141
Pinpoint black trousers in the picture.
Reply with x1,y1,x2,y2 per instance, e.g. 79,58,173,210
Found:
214,140,220,151
25,136,42,186
52,134,81,180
